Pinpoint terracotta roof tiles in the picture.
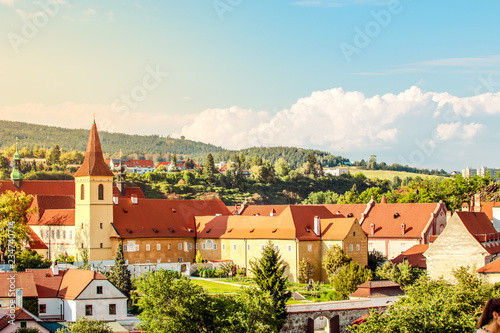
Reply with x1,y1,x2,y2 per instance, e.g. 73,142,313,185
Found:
391,244,429,268
0,272,38,298
74,121,114,177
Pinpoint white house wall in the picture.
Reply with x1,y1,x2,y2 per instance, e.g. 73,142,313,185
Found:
38,297,63,320
0,320,50,333
64,300,77,322
76,280,128,321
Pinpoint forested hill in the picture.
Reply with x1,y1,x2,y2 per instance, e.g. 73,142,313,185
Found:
0,120,225,157
213,147,348,168
0,120,347,166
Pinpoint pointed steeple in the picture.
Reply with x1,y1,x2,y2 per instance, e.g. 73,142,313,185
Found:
74,120,114,177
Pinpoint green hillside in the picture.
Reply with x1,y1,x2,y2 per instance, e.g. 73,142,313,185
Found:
0,120,225,157
339,166,446,181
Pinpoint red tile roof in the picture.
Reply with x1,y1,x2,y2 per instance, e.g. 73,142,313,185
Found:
0,272,38,298
74,121,114,177
156,161,200,169
324,203,372,221
27,226,48,250
478,257,500,273
360,202,443,239
0,307,38,330
321,218,360,240
113,187,145,199
349,280,403,298
391,244,429,268
456,211,497,236
27,269,62,298
0,181,74,196
113,198,230,239
121,159,155,168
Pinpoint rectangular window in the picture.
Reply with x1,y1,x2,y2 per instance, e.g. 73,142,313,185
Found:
135,261,139,264
213,243,217,250
39,304,46,313
222,244,226,250
62,230,66,239
356,244,360,251
247,244,250,251
52,230,55,238
349,244,354,251
287,245,292,252
178,258,183,263
100,243,103,248
196,243,199,250
109,304,116,315
156,244,161,251
202,243,206,250
368,243,373,251
135,244,139,251
146,260,150,264
123,245,128,252
85,305,93,316
146,244,150,251
178,243,182,250
308,244,312,252
97,286,103,294
168,244,171,250
233,244,237,251
188,243,192,250
69,230,72,239
100,223,103,229
20,322,27,328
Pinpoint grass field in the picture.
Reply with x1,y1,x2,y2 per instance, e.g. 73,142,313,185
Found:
340,166,445,181
190,279,244,294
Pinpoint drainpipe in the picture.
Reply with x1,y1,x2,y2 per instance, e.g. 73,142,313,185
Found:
295,238,299,283
244,238,247,275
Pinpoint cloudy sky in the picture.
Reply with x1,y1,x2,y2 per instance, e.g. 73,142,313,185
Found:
0,0,499,170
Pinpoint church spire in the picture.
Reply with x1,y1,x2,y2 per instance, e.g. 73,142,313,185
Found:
74,120,114,177
10,137,23,188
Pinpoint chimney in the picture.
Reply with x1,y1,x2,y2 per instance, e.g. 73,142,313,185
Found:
474,193,481,212
461,202,470,211
313,216,321,236
270,209,276,217
51,262,59,276
370,223,375,235
401,223,406,235
131,195,138,205
113,195,119,205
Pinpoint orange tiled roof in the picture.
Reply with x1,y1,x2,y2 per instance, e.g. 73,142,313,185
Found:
0,180,74,196
456,211,496,236
361,202,443,239
113,198,230,239
113,186,146,198
28,209,75,226
0,272,38,298
481,202,500,220
74,121,114,177
239,205,288,216
391,244,429,268
57,269,107,300
321,218,359,240
478,257,500,273
121,159,155,168
324,203,371,221
197,206,345,241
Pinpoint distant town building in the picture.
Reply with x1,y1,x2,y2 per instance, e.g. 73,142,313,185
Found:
156,160,201,172
462,166,499,181
108,158,155,174
325,168,349,176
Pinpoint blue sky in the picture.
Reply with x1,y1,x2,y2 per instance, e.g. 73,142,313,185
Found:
0,0,499,170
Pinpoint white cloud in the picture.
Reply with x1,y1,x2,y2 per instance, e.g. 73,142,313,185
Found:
0,0,16,6
435,122,462,141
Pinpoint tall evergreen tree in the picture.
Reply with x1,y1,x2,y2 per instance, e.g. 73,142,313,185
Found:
46,145,61,166
249,241,290,332
203,153,217,185
108,243,132,299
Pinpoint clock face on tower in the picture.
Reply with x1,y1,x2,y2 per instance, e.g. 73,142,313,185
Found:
16,289,22,296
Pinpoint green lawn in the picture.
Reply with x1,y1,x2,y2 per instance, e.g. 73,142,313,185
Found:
190,279,244,294
342,167,445,181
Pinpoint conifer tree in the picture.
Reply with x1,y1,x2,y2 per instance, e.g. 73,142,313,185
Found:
249,241,290,332
108,243,132,299
203,153,217,184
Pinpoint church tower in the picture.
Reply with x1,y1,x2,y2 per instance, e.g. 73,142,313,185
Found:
74,120,114,261
10,141,23,188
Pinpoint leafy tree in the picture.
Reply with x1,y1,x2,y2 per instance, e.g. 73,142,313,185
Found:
46,145,61,166
337,184,360,204
306,152,317,172
78,249,91,270
251,154,262,167
184,158,196,170
14,249,51,271
330,262,372,299
136,270,217,333
0,191,36,258
376,261,423,288
368,154,377,170
298,258,315,283
359,187,383,203
108,243,132,299
203,153,217,185
0,155,10,170
349,267,495,333
249,241,290,332
367,250,386,273
322,245,351,278
56,253,75,264
301,191,340,204
196,251,203,263
57,317,113,333
274,158,290,178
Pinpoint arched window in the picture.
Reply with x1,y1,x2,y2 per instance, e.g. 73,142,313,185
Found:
98,184,104,200
80,184,85,200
